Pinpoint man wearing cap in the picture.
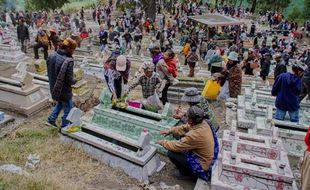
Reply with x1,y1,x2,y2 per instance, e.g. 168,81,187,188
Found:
157,106,218,181
272,63,306,122
125,62,161,99
226,51,242,98
46,38,77,128
273,53,287,80
104,55,131,99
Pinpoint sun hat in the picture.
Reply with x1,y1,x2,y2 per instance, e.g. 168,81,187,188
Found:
228,51,239,61
181,87,201,103
116,55,127,71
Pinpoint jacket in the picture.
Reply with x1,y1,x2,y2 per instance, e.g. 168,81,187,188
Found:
161,121,215,171
274,62,287,79
228,64,242,98
305,127,310,152
165,57,178,78
272,72,301,111
47,50,76,102
17,24,29,40
260,60,271,77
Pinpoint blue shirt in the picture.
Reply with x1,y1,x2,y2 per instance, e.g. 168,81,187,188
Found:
272,72,301,111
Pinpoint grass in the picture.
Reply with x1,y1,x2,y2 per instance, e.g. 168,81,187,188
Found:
0,110,138,189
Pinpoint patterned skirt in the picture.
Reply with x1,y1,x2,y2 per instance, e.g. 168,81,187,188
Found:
184,122,219,181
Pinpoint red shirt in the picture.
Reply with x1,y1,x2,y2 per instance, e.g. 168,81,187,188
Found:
305,126,310,152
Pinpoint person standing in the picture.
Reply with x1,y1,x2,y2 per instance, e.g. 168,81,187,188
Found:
272,63,306,122
227,51,242,98
300,54,310,101
17,19,29,53
260,52,272,83
301,126,310,190
46,38,77,128
273,53,287,80
34,28,49,60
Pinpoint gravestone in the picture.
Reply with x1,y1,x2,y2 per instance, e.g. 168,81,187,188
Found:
0,41,28,64
61,108,165,181
34,59,47,75
0,72,48,116
89,88,178,152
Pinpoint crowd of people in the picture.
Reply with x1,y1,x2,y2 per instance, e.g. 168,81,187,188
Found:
0,0,310,188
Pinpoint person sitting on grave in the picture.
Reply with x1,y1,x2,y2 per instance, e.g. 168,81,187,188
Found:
125,62,161,99
157,106,219,181
46,38,77,128
301,125,310,190
104,55,131,100
34,28,49,60
272,62,307,123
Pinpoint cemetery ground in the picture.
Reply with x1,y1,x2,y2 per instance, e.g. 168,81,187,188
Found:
0,61,201,190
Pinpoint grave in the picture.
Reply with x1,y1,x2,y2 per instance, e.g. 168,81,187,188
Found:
222,121,285,160
89,88,178,151
251,107,308,157
0,41,28,64
167,77,207,104
34,59,47,75
211,149,298,190
212,123,297,190
72,68,90,97
60,108,165,181
0,72,48,116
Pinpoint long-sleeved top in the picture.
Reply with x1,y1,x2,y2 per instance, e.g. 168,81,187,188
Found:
128,73,161,98
17,24,29,40
156,59,174,82
274,61,287,79
272,72,301,111
104,68,122,94
161,121,215,171
47,50,75,101
228,64,242,98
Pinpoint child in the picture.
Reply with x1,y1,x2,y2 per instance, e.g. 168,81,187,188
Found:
301,126,310,190
186,47,199,77
126,62,161,99
163,49,178,78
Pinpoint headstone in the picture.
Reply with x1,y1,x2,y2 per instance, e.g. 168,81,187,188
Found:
66,107,83,127
0,73,48,116
34,59,47,75
0,43,28,64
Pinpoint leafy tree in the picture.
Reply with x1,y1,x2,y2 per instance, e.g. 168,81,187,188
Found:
25,0,69,11
305,0,310,19
288,6,301,22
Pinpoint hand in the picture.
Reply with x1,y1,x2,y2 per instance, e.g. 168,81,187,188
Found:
156,140,164,146
160,130,170,136
111,92,116,100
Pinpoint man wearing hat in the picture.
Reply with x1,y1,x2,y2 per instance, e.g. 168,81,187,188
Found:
46,38,77,128
104,55,131,99
126,62,161,99
49,28,60,51
226,51,242,98
157,106,218,181
273,53,287,79
272,62,306,122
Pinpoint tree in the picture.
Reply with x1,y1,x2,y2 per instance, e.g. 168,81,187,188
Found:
305,0,310,19
288,6,301,22
25,0,69,11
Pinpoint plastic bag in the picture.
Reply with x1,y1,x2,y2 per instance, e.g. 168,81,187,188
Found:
143,93,163,112
202,79,221,100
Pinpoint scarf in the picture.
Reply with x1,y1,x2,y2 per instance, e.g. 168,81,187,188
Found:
152,53,164,65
